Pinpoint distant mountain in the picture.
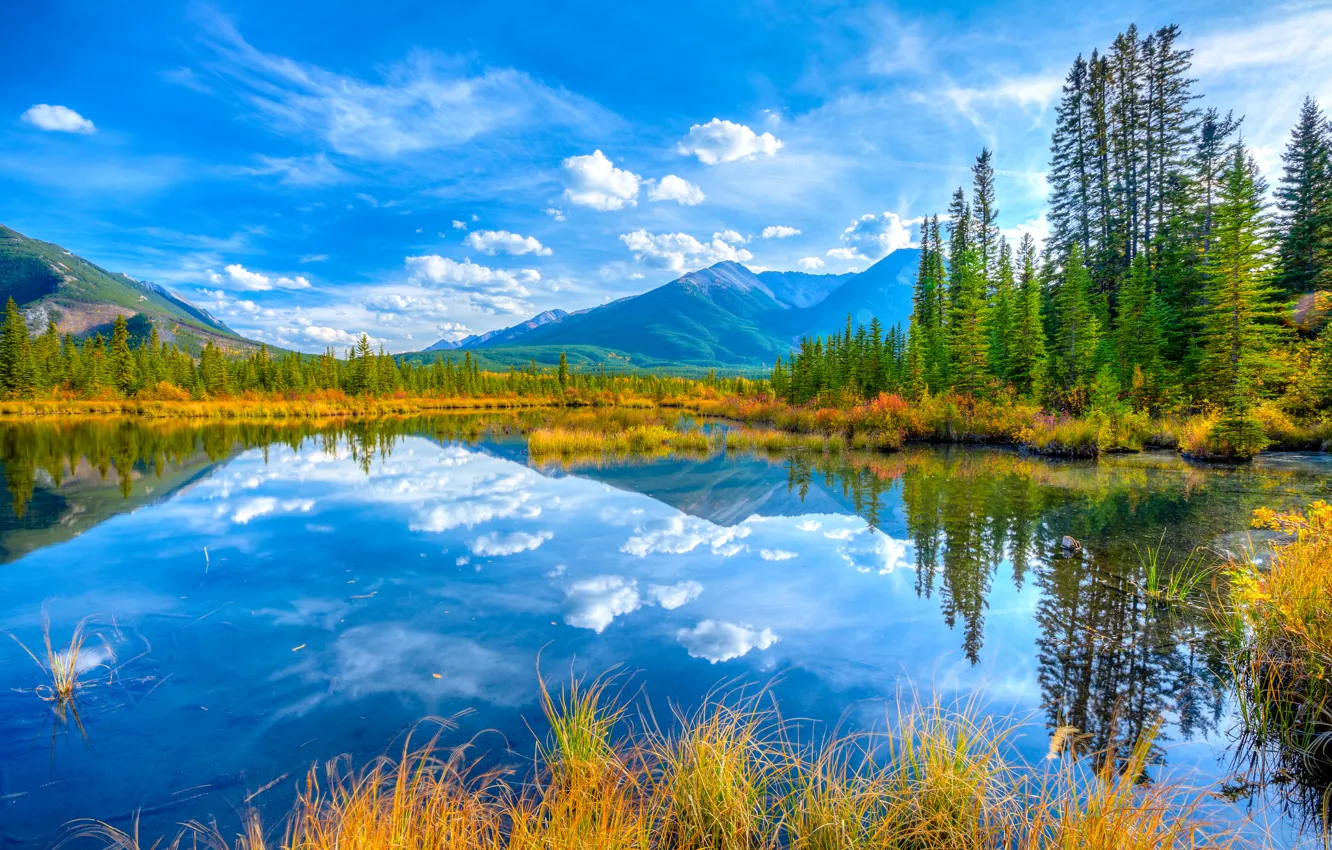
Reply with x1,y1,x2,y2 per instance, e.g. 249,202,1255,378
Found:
427,308,570,351
0,224,252,354
418,249,919,369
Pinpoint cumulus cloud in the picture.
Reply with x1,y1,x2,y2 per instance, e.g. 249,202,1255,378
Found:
562,150,640,210
828,212,920,263
676,118,782,165
762,225,801,239
759,549,797,561
302,325,375,346
207,264,312,291
563,576,642,633
677,621,778,663
434,321,472,341
619,230,754,273
405,254,538,307
798,256,825,270
242,152,346,186
21,104,96,134
714,230,747,244
363,293,453,316
464,229,552,256
452,220,468,230
543,207,566,221
470,530,553,557
646,174,705,205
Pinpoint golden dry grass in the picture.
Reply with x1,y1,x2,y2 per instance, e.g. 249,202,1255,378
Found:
68,678,1244,850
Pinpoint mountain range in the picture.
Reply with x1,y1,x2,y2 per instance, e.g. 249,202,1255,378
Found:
416,249,920,370
0,224,249,354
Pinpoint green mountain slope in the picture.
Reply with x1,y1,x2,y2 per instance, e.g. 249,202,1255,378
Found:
420,250,921,370
0,224,252,354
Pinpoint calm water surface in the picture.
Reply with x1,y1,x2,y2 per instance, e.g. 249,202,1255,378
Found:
0,416,1330,847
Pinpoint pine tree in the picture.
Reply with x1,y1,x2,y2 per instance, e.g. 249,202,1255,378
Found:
986,238,1015,383
110,314,135,394
971,148,999,280
1049,55,1093,264
1052,244,1101,402
1198,145,1280,408
947,247,989,396
0,298,33,397
558,351,569,388
1008,234,1048,399
1274,96,1331,296
1113,254,1167,409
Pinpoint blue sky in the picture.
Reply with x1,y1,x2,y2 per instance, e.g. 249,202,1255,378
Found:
3,1,1330,352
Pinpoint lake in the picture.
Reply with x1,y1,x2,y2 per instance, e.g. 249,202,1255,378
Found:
1,415,1330,847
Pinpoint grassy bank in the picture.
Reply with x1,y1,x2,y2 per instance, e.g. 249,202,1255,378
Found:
1226,501,1332,818
693,393,1331,460
72,676,1236,850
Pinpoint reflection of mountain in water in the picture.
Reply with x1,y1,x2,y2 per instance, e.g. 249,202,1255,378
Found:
545,452,856,526
0,454,222,564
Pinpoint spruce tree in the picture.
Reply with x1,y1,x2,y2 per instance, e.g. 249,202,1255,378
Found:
1052,244,1101,402
1198,145,1280,413
0,298,32,398
947,247,989,396
1008,234,1048,399
1113,254,1167,409
1274,96,1331,296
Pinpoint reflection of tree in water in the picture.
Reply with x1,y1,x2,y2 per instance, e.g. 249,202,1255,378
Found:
778,446,1294,764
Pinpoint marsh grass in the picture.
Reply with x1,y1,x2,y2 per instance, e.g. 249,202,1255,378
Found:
1137,542,1215,606
528,424,716,460
72,677,1243,850
7,611,113,728
1224,501,1332,827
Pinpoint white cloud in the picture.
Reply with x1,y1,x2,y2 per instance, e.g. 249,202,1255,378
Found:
469,530,553,557
713,230,747,245
452,220,468,230
798,256,825,270
242,152,346,186
676,118,782,165
619,230,754,273
562,150,640,210
21,104,95,134
435,321,472,341
464,229,552,256
647,580,703,610
302,325,374,346
761,226,801,239
646,174,705,206
207,263,312,292
363,293,453,316
203,17,606,159
1000,213,1050,254
563,576,642,633
759,549,797,561
405,255,536,298
543,207,567,221
829,212,920,262
677,621,778,663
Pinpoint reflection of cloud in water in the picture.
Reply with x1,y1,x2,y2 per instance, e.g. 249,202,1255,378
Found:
285,625,530,714
836,529,913,574
563,576,642,632
563,578,704,631
796,519,822,532
256,598,351,630
470,530,553,556
759,549,797,561
647,580,703,609
677,620,778,663
622,516,750,557
231,497,315,524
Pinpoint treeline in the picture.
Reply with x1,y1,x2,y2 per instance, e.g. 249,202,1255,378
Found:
0,301,751,401
776,23,1332,455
